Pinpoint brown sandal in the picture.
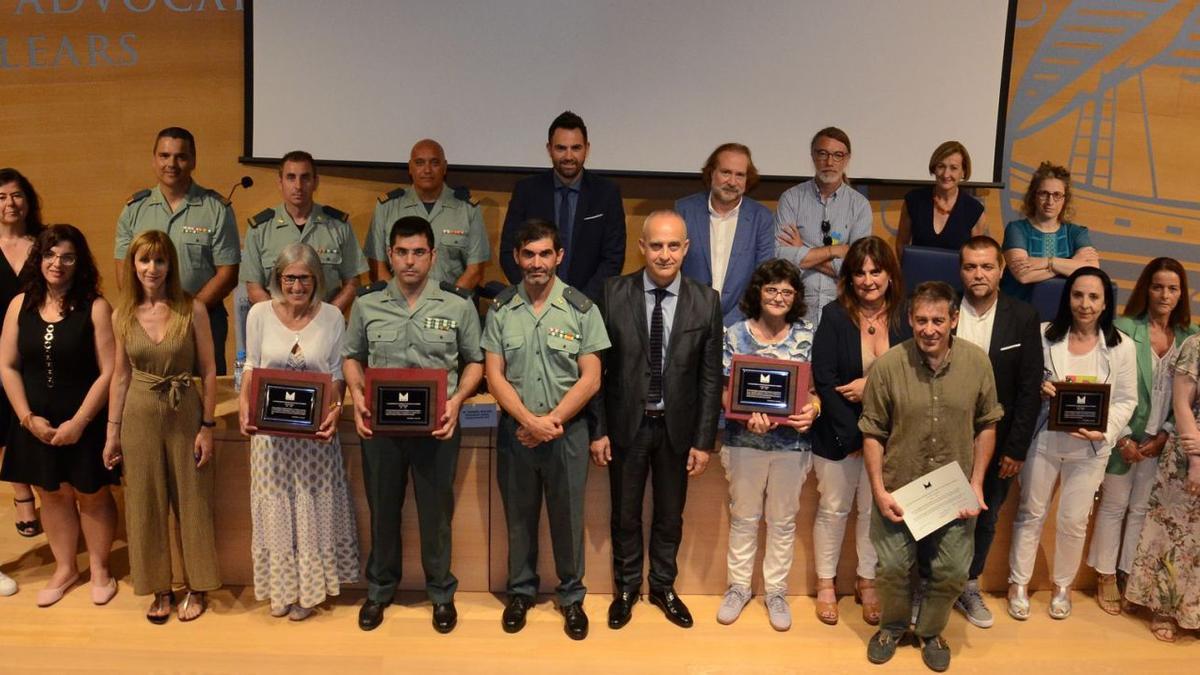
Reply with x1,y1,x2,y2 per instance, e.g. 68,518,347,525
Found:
855,577,882,625
1150,614,1177,643
1095,573,1121,615
815,577,839,625
178,590,207,622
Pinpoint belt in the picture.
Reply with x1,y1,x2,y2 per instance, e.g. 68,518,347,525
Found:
643,409,665,419
132,369,193,410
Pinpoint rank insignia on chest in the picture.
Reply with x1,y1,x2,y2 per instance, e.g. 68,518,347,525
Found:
317,247,338,255
423,317,458,331
547,327,579,341
442,229,466,236
182,226,211,235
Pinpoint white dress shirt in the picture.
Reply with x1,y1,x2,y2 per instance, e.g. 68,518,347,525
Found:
708,195,741,296
957,296,997,354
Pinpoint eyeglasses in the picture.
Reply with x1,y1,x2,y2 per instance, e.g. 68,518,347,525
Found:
1036,190,1066,203
281,274,314,285
821,220,833,246
813,150,849,162
763,286,796,299
42,252,77,266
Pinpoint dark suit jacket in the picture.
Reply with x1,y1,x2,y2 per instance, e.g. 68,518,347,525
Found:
811,300,912,461
499,170,626,299
959,293,1044,462
589,270,724,453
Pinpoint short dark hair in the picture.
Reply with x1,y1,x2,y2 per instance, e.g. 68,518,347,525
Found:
739,259,806,323
700,143,760,192
0,168,45,237
154,126,196,156
279,150,316,176
1123,257,1191,328
388,216,435,250
22,224,101,314
810,126,851,154
514,218,561,251
1044,266,1121,346
909,281,959,313
959,235,1004,268
548,111,588,144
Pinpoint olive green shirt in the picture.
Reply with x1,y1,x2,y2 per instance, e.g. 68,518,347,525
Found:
365,185,490,285
342,279,483,398
240,202,368,301
481,279,610,416
114,182,240,295
859,339,1004,492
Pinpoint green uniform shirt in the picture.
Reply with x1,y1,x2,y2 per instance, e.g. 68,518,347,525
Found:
115,182,240,296
858,339,1004,492
481,279,610,415
343,279,483,398
240,202,368,302
365,185,490,285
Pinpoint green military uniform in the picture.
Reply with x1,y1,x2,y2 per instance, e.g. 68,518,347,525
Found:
115,182,240,374
365,185,490,286
342,278,483,605
241,202,368,302
480,279,610,605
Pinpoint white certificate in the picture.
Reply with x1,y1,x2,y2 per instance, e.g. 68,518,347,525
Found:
890,461,980,541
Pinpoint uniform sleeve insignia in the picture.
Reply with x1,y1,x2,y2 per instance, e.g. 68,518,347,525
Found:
378,187,406,204
439,281,472,299
248,208,274,229
562,286,593,312
125,189,151,206
357,280,387,296
321,205,349,222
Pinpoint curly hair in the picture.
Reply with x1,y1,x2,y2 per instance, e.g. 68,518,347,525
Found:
21,224,101,314
739,259,806,323
1021,161,1074,223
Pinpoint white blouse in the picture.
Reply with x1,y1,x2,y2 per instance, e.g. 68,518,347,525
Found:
243,301,345,381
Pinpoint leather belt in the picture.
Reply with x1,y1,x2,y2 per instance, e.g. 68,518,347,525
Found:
643,410,665,419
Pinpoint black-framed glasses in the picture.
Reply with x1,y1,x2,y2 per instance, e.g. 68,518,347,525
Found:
821,220,833,246
281,274,314,286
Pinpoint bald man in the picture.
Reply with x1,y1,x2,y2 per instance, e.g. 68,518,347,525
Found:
365,139,490,289
588,211,724,629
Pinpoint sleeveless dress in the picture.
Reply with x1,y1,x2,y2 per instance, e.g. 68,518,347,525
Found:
0,303,115,492
0,255,22,444
903,186,985,251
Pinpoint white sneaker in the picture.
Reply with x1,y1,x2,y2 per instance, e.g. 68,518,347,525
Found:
716,585,751,625
0,570,16,596
954,579,994,628
765,592,791,631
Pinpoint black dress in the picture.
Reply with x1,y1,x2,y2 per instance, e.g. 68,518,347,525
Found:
0,303,116,493
0,255,21,444
904,186,985,251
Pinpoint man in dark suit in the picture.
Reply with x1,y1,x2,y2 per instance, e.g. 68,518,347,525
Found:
499,111,627,299
588,210,724,630
948,235,1043,628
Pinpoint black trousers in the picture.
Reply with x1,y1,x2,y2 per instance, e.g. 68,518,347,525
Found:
609,415,689,593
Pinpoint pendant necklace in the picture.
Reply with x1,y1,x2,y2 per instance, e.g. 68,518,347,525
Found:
862,308,885,335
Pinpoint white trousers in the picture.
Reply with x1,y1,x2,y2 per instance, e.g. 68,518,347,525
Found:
1086,456,1159,575
722,446,812,594
1009,448,1107,587
812,453,877,580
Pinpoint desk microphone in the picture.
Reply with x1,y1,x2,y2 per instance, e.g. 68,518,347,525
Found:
226,176,253,201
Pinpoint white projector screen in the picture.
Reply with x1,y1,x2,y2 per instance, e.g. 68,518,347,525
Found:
247,0,1014,182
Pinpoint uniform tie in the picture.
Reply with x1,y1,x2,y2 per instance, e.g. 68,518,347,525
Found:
648,288,667,404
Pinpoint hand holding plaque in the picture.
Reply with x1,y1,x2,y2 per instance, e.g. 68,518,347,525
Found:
364,368,448,436
1048,380,1111,433
249,368,333,438
724,355,811,424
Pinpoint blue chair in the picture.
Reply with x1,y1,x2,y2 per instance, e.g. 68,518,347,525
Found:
1028,277,1068,322
900,246,963,295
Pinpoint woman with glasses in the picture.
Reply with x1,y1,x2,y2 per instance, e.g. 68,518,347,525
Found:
237,242,358,621
893,141,986,259
1007,267,1136,621
716,259,820,631
105,230,219,623
1000,161,1100,301
0,225,118,607
809,236,910,626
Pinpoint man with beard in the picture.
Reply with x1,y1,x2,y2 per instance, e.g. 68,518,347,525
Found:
676,144,776,326
774,127,873,325
499,111,626,300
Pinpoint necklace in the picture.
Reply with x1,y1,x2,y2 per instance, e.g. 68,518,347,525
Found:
933,190,957,216
861,307,886,335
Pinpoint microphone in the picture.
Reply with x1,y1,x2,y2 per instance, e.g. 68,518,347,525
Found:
226,175,253,201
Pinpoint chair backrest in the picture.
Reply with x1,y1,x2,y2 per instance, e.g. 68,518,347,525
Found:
900,245,962,295
1028,277,1068,322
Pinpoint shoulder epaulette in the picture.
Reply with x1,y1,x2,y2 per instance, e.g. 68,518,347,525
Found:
492,285,518,309
439,281,472,300
357,280,387,297
321,204,348,222
562,286,593,313
451,186,473,204
247,208,274,229
205,189,231,207
377,187,405,204
125,189,151,206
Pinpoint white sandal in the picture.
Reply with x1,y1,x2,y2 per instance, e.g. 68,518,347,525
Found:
1007,583,1030,621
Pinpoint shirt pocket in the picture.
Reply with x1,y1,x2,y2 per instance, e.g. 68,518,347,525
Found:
502,333,525,359
367,327,399,367
179,231,211,267
546,335,581,356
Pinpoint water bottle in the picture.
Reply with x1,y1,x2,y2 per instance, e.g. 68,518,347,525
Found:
233,349,246,392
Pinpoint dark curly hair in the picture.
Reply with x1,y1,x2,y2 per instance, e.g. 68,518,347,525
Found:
1021,161,1074,223
20,224,101,314
739,259,806,323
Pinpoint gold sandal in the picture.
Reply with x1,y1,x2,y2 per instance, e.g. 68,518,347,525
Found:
855,577,882,625
815,577,839,626
1150,614,1177,643
1095,573,1121,615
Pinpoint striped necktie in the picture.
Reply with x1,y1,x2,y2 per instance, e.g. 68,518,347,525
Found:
648,288,667,403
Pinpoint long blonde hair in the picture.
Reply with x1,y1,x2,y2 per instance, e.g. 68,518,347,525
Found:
114,230,193,341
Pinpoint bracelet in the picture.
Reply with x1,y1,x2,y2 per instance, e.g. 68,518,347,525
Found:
329,401,344,409
107,420,122,426
199,420,216,428
19,412,33,429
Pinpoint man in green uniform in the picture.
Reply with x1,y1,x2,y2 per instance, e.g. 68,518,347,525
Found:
482,219,610,640
364,139,490,289
241,150,366,313
115,126,240,373
343,215,483,634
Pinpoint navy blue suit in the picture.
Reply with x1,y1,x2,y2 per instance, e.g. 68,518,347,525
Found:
676,192,775,326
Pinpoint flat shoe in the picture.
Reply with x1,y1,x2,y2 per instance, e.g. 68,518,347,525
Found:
178,590,207,622
91,578,118,605
0,570,17,597
270,604,292,618
146,591,176,624
36,573,80,608
288,605,315,622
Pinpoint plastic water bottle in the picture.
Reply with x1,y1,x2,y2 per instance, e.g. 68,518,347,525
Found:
233,349,246,392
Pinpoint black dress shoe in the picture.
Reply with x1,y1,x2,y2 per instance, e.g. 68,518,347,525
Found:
561,601,589,640
649,588,693,628
433,601,458,634
502,595,533,634
358,599,389,631
607,591,638,629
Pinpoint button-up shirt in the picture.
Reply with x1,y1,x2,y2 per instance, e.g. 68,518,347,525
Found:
858,339,1004,491
708,196,741,295
365,184,490,285
241,202,367,301
643,270,681,410
956,297,997,355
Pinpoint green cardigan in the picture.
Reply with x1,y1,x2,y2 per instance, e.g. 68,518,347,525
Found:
1107,315,1200,474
